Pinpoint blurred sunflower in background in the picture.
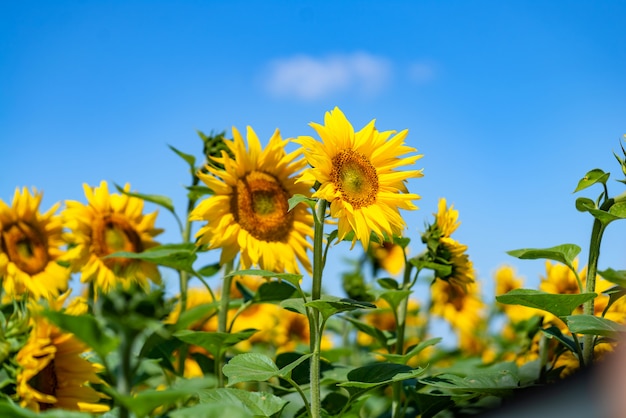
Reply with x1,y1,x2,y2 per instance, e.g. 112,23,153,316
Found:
422,198,474,289
190,127,314,274
0,188,69,300
296,107,423,249
62,181,162,294
16,301,108,413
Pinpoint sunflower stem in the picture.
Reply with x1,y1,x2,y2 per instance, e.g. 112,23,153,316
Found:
582,200,610,366
217,262,234,388
309,199,327,418
392,251,413,418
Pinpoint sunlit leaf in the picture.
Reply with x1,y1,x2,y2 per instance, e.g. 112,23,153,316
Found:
599,268,626,287
496,289,596,318
197,388,287,417
222,353,279,385
564,314,626,337
507,244,581,271
573,168,610,193
575,197,595,212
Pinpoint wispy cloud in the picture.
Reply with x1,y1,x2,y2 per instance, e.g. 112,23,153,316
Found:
262,52,391,100
407,60,437,84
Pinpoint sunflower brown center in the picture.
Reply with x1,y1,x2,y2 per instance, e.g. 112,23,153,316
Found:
92,213,144,269
0,221,49,275
331,149,378,209
231,171,294,242
29,358,57,410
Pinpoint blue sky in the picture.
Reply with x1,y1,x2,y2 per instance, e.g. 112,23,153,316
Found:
2,1,626,304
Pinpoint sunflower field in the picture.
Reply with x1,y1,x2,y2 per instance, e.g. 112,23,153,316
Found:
1,107,625,417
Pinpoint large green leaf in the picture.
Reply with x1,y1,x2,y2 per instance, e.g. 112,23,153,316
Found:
599,268,626,287
339,363,425,390
496,289,596,318
42,310,118,358
342,315,391,348
409,392,454,418
174,329,257,357
222,353,279,385
0,401,94,418
197,388,287,417
106,243,197,272
507,244,581,271
224,269,303,290
564,314,626,337
420,370,518,396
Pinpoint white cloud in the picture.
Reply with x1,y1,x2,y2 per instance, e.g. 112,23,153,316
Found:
408,60,437,84
263,52,391,100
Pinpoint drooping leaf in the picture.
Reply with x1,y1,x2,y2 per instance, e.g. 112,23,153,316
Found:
419,370,519,396
573,168,610,193
222,353,279,385
224,269,303,290
342,315,391,348
575,197,596,212
541,326,578,353
197,388,287,417
42,310,118,358
168,144,196,173
254,281,298,302
495,289,596,318
196,262,221,277
564,314,626,337
379,290,412,313
339,363,424,389
377,278,399,290
409,392,454,418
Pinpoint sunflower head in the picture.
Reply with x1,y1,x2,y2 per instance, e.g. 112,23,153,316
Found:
0,188,70,300
16,309,109,413
189,126,314,274
62,181,163,294
295,107,424,249
421,198,474,289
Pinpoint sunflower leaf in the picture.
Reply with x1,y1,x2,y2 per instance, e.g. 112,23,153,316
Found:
495,289,596,318
42,310,118,358
506,244,581,271
564,314,626,337
573,168,610,193
222,353,280,385
168,144,196,175
197,388,287,417
106,243,197,272
174,329,257,358
288,194,316,211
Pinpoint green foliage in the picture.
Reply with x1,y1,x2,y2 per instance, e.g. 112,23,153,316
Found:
496,289,596,318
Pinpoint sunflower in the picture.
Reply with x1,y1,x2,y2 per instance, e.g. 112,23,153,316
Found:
430,280,485,338
422,198,474,289
295,107,423,250
0,188,70,300
368,240,405,276
16,314,109,413
189,126,314,273
494,265,538,323
62,181,162,294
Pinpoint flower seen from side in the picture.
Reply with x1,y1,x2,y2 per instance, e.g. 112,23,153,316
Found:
0,188,70,300
422,198,474,289
16,313,109,413
296,107,423,249
190,127,314,273
62,181,162,294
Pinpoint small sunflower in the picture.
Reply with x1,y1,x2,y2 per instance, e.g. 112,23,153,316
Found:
296,107,423,249
189,126,314,273
16,315,109,413
422,198,474,289
430,279,485,340
369,241,405,276
0,188,70,300
62,181,162,294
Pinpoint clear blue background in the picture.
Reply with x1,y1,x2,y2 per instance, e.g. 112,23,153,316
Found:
2,1,626,306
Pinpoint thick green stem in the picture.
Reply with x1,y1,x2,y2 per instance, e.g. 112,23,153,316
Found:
217,262,234,388
392,255,412,418
309,199,327,418
582,216,607,366
117,328,135,418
